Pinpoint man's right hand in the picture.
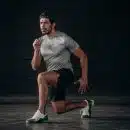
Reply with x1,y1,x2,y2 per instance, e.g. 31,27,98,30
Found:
33,39,41,51
31,39,41,70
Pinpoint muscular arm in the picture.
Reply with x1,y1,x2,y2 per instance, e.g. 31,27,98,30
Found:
31,50,42,70
64,34,88,79
73,48,88,80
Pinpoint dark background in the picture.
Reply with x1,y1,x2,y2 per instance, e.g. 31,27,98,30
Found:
0,0,129,96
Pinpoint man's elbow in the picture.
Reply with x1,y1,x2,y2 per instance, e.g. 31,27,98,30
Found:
82,53,88,60
32,65,37,71
31,62,40,71
85,54,88,60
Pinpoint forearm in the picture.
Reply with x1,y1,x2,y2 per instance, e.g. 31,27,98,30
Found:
80,54,88,80
31,50,41,70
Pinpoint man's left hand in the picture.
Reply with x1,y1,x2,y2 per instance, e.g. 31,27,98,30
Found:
78,78,88,94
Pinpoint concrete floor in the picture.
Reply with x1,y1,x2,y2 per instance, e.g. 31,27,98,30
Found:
0,104,130,130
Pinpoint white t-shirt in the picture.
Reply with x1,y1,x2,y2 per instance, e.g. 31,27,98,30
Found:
38,31,80,72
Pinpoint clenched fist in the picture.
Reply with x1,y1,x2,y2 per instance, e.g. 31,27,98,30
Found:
33,39,41,51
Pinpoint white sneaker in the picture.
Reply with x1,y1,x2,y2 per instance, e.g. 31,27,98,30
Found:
80,99,95,118
26,110,48,123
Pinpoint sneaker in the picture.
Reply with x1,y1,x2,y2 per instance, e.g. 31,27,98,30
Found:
80,99,94,118
26,110,48,123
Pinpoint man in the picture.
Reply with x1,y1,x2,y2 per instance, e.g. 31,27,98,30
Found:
26,11,94,123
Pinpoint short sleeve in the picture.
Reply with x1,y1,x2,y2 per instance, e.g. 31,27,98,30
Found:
65,35,80,53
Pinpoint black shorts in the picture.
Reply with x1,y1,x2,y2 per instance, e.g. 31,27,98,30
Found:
48,68,74,101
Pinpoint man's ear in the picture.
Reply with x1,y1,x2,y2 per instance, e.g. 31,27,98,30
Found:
52,23,56,29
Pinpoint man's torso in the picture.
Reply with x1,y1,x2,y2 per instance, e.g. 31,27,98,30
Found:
39,31,73,72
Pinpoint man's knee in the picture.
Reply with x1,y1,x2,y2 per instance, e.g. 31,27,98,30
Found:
51,101,66,114
37,71,59,86
37,72,46,84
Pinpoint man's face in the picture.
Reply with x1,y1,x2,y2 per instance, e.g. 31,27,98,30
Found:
40,18,52,35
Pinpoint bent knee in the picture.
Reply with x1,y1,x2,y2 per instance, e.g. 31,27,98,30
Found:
37,71,60,86
51,101,65,114
37,72,47,83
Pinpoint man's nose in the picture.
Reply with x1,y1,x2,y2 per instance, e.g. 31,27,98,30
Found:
41,23,45,27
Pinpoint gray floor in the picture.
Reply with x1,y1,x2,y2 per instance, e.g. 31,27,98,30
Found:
0,104,130,130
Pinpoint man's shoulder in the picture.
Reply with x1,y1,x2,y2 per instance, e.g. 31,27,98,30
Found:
56,31,68,38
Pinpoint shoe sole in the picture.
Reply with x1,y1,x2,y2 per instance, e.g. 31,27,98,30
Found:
26,117,48,124
36,118,48,123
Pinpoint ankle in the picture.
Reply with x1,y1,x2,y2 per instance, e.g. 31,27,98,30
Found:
38,108,46,114
79,100,88,107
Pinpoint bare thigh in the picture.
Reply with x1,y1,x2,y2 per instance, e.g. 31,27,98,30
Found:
37,71,60,87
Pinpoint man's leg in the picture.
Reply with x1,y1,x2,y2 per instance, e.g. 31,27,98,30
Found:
37,73,48,114
50,75,94,117
26,71,60,123
51,99,94,118
50,88,88,113
49,69,94,118
50,86,94,118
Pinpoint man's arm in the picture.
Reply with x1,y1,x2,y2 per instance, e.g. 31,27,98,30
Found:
64,34,88,92
31,50,42,70
31,39,42,70
64,34,88,80
73,48,88,81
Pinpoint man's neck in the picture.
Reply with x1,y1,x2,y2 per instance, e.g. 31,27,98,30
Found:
48,30,56,37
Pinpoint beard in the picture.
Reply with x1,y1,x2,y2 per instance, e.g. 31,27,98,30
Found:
41,27,52,35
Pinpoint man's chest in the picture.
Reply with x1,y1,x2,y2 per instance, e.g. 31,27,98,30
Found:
40,37,66,56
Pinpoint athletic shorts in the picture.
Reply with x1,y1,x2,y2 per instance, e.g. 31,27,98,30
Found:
48,68,74,101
